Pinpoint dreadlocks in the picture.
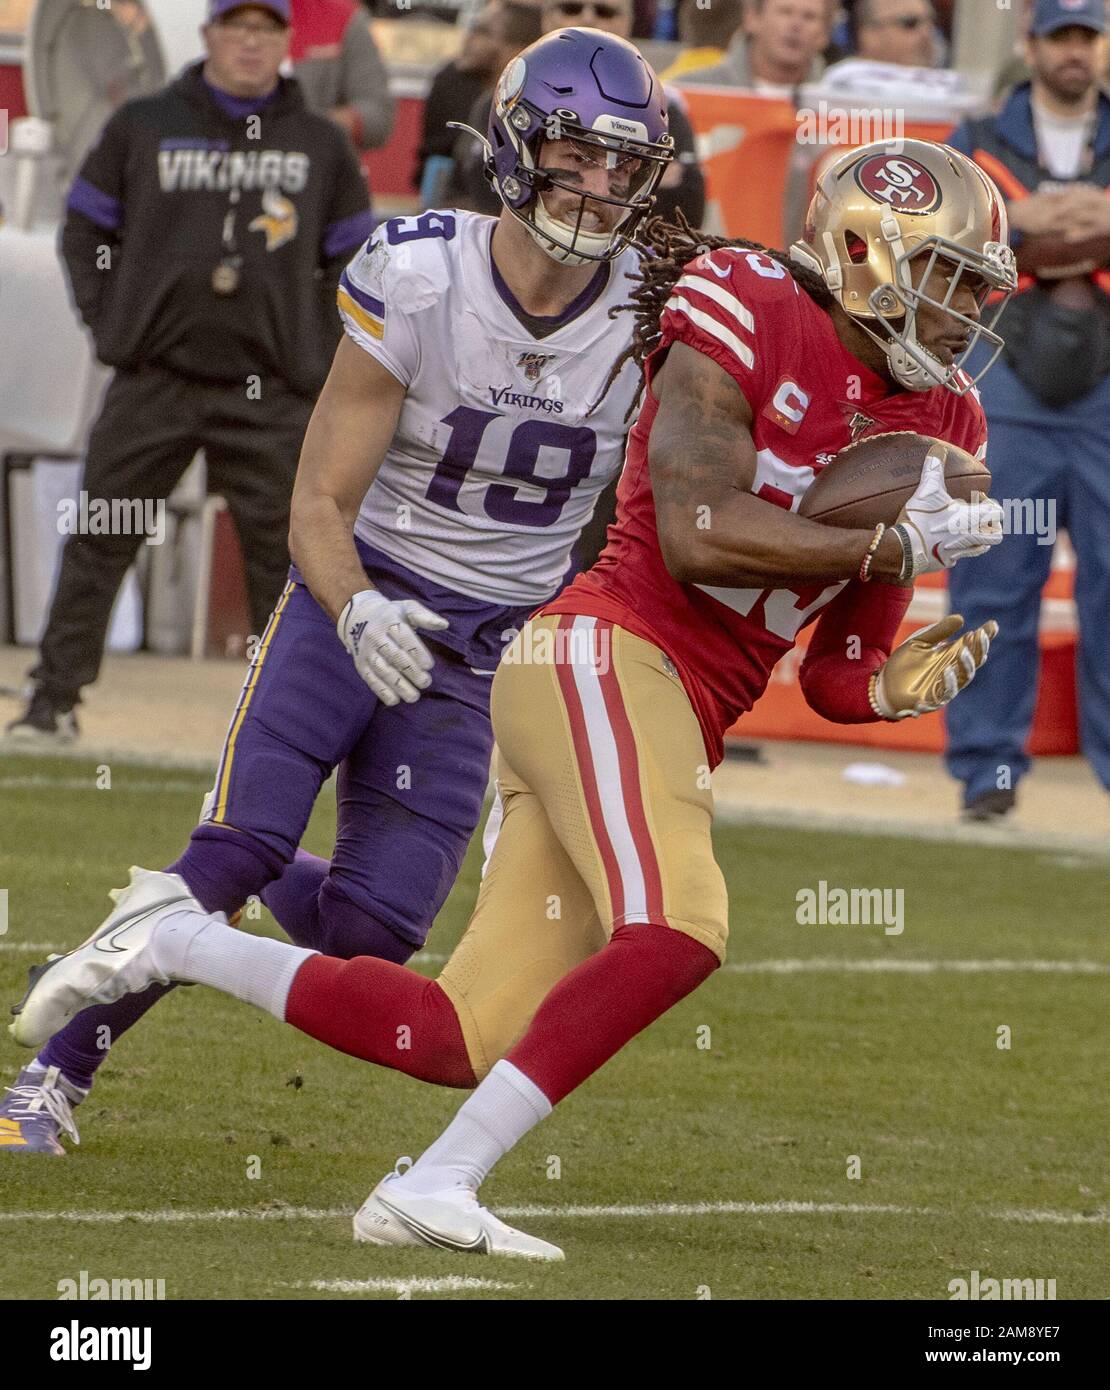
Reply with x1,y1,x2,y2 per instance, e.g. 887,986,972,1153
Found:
592,210,836,422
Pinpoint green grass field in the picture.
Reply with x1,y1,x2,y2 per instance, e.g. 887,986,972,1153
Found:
1,753,1108,1300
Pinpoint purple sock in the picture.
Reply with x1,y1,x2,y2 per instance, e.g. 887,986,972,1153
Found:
38,825,284,1090
262,851,416,964
37,983,176,1093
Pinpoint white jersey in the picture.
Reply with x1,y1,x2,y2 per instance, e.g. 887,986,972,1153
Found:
337,210,642,605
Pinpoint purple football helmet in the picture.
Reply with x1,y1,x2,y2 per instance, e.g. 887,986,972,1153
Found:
485,28,673,265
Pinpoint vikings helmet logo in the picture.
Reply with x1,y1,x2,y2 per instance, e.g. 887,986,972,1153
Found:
249,189,299,252
854,155,942,215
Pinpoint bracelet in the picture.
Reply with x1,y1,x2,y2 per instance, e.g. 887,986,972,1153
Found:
867,672,886,719
859,522,886,583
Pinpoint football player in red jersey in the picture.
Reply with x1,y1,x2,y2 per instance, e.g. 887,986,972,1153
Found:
11,141,1018,1259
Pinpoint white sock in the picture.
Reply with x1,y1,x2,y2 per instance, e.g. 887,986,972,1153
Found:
152,909,316,1020
394,1060,552,1197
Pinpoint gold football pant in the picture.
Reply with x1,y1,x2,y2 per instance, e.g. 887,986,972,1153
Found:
439,614,729,1080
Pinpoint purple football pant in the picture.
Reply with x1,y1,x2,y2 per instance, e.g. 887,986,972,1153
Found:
38,577,497,1091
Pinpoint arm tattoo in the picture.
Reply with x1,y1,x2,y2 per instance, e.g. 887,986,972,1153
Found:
649,342,756,522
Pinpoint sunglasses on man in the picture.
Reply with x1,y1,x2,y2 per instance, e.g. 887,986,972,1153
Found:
547,1,625,19
867,13,933,30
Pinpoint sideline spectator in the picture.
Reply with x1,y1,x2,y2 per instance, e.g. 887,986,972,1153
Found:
811,0,978,119
291,0,395,150
425,2,543,205
680,0,833,94
5,1,374,742
851,0,938,64
660,0,745,80
944,0,1110,820
414,6,504,195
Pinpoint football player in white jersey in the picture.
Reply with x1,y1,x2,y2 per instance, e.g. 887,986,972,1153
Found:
2,28,674,1156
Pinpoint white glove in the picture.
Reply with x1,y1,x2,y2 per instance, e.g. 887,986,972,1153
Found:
893,448,1005,581
337,588,449,706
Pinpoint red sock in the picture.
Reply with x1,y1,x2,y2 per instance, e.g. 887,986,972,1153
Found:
507,923,719,1104
284,955,476,1089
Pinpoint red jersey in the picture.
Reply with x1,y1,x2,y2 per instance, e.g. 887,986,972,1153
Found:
545,247,988,764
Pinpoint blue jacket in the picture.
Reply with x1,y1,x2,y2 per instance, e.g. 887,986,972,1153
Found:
949,81,1110,209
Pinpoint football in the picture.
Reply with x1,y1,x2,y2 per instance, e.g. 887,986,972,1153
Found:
797,431,991,529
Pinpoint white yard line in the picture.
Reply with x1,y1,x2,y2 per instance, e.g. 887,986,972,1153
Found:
724,958,1110,975
0,1207,353,1224
0,743,219,774
412,954,1110,975
0,777,205,793
7,748,1108,856
1,1201,1106,1226
5,945,1106,977
287,1277,524,1294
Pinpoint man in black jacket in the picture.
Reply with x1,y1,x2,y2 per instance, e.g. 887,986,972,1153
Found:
7,0,374,742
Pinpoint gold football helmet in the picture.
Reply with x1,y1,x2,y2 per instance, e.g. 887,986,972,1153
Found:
790,140,1018,395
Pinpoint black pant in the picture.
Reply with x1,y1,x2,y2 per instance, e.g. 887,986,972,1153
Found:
32,364,314,707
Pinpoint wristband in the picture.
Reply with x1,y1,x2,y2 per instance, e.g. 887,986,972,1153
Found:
891,522,916,585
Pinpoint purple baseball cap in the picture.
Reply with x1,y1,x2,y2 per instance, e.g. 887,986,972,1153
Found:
1031,0,1107,35
208,0,291,24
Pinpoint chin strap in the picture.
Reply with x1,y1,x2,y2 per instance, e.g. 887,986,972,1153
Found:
853,312,948,393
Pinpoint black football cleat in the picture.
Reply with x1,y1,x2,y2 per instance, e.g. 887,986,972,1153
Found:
962,788,1016,823
5,688,79,744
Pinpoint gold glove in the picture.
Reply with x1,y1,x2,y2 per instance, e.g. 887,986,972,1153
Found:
869,615,998,721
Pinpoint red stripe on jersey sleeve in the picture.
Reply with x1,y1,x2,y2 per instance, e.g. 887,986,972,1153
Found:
655,254,781,410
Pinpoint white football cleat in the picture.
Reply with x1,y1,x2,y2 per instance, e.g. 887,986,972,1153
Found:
354,1169,564,1261
9,867,201,1049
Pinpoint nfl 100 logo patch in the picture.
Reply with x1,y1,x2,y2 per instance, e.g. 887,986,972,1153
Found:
516,351,555,383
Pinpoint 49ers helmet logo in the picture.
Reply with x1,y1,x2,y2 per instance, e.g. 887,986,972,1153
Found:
854,154,942,214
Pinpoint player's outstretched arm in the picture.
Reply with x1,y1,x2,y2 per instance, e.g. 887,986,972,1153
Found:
648,342,909,587
289,334,406,621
